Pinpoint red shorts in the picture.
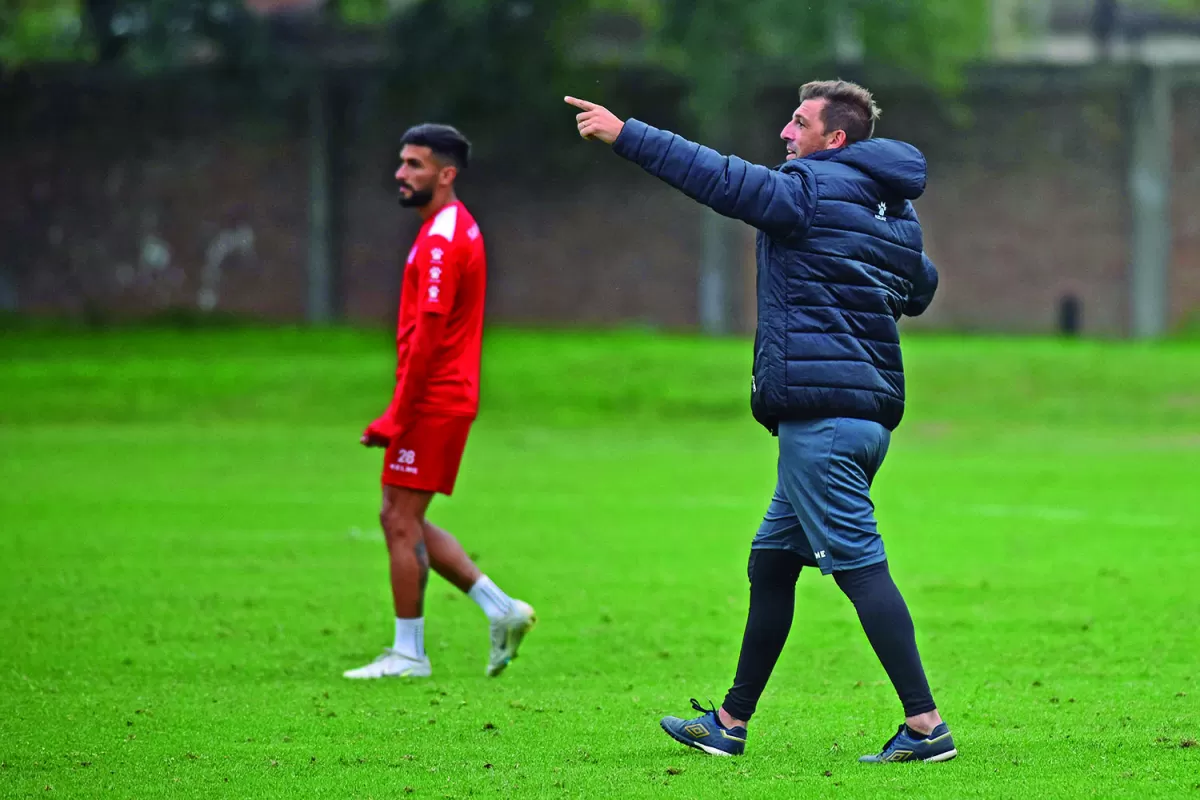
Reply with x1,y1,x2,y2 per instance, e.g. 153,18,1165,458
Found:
381,415,473,496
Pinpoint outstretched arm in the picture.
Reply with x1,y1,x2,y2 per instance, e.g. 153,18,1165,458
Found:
565,96,816,239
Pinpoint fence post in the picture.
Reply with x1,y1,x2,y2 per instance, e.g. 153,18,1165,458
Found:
1128,63,1173,339
307,70,336,324
698,210,738,335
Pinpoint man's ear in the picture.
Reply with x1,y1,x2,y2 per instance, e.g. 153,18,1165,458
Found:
827,130,848,149
439,164,459,186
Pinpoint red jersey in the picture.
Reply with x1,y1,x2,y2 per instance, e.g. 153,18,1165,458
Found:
393,200,486,418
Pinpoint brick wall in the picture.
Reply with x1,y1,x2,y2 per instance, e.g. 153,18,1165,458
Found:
1173,84,1200,330
1,67,1197,335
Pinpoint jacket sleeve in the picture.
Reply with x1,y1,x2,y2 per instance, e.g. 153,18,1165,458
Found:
903,252,939,317
612,118,816,239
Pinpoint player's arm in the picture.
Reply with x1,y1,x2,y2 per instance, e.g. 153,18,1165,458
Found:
904,252,939,318
361,379,406,447
565,96,817,239
388,239,459,433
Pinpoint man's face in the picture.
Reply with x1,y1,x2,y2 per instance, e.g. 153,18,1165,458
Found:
395,144,452,208
780,98,845,160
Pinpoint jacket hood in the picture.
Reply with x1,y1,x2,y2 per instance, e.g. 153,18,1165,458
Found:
795,138,927,200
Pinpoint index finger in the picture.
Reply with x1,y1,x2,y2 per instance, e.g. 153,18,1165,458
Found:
564,96,597,111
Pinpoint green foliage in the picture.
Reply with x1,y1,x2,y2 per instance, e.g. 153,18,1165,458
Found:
336,0,397,25
606,0,991,136
0,0,90,64
376,0,599,141
856,0,992,91
2,0,991,85
0,0,276,70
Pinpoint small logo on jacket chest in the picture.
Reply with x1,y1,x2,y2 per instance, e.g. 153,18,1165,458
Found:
875,202,887,221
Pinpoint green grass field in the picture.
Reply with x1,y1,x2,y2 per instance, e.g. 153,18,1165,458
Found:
2,326,1198,799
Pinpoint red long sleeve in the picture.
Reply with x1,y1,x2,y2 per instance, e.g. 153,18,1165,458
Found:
389,310,447,431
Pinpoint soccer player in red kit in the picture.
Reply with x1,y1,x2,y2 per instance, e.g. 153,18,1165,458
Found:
344,124,536,680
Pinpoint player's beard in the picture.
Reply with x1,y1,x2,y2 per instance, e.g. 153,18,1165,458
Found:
397,182,434,208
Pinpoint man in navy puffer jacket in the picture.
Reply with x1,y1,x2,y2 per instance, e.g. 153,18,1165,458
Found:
567,81,956,764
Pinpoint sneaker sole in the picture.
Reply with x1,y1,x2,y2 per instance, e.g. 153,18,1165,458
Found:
342,667,432,679
342,672,431,679
660,721,738,757
860,747,958,764
486,612,537,677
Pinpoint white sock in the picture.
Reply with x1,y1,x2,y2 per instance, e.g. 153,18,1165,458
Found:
468,575,515,622
393,617,425,660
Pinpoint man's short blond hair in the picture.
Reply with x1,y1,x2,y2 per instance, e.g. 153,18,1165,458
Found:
799,80,882,144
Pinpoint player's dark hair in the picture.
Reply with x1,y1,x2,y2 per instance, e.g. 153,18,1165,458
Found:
798,80,881,145
399,123,471,169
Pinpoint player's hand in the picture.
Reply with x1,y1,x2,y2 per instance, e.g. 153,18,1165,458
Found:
564,96,624,145
361,418,394,448
361,429,390,448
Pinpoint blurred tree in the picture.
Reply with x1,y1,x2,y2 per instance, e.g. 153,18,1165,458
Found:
1,0,594,128
0,0,287,70
608,0,992,117
8,0,1200,72
0,0,90,64
334,0,400,25
370,0,598,139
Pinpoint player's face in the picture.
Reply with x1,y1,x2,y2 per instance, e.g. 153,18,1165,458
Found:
780,98,845,160
395,145,453,208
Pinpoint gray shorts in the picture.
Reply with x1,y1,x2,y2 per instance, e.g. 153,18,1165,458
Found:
751,417,891,575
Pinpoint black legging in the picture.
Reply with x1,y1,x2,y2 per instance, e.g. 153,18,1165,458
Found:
722,550,936,722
